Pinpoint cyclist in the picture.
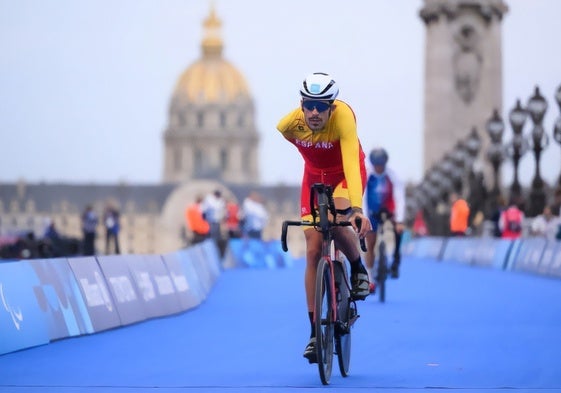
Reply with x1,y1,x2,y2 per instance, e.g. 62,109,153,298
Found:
364,148,405,293
276,72,371,362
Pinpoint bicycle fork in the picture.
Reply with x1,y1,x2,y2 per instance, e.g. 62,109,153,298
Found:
333,263,359,336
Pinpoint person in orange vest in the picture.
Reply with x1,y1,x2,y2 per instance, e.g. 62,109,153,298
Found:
224,198,241,239
449,191,470,236
185,195,210,245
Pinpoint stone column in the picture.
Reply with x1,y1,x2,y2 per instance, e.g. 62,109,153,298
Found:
420,0,508,187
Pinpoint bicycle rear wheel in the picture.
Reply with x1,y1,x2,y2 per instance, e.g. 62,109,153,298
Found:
334,261,352,377
377,241,387,303
315,257,334,385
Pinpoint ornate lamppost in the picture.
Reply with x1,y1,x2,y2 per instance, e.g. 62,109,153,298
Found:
438,154,455,196
505,99,529,200
464,127,482,164
526,86,549,217
485,109,505,209
553,84,561,188
425,167,446,235
450,142,468,192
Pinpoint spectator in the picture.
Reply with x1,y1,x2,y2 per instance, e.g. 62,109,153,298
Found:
82,204,98,255
225,199,242,239
490,195,507,238
412,209,428,237
185,195,210,245
530,205,561,241
449,191,470,236
202,189,226,246
241,191,269,240
18,231,39,259
41,218,63,257
103,204,121,254
499,197,524,240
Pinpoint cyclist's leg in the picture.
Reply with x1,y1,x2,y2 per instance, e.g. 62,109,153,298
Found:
304,227,322,313
303,225,322,360
331,185,369,300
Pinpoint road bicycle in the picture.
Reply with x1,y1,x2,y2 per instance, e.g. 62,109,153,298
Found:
281,182,366,385
372,210,395,303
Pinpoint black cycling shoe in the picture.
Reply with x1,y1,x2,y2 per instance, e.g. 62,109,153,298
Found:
303,337,317,363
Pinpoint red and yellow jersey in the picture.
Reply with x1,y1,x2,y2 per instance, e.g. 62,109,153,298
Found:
277,99,366,214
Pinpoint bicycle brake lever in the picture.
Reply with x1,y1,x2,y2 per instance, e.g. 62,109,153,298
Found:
354,217,368,252
281,221,289,252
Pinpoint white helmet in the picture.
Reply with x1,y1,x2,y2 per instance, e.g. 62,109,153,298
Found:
300,72,339,101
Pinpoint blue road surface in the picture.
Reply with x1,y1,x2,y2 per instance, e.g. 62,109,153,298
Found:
1,257,560,392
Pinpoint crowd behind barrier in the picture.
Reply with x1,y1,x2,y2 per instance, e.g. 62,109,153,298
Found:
401,235,561,278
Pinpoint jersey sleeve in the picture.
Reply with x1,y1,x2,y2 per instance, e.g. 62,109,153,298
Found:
336,103,363,209
276,108,300,137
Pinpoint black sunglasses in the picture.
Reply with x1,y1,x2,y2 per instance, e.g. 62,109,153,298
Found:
302,100,332,113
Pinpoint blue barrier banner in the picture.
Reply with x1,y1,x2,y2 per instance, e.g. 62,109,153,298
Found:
225,239,295,268
403,237,446,259
537,241,561,277
68,256,121,332
198,239,222,279
162,251,203,310
0,261,49,355
511,238,547,274
96,255,146,326
194,241,219,288
188,246,213,295
175,250,206,304
441,238,476,264
126,254,183,318
29,258,94,340
471,238,513,269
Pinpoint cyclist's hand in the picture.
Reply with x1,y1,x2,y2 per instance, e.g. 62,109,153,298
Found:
351,211,371,238
395,222,405,234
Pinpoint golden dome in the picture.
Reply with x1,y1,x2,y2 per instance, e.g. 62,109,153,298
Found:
172,6,250,104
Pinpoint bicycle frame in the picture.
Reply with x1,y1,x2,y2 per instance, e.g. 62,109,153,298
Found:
281,182,365,384
281,183,354,318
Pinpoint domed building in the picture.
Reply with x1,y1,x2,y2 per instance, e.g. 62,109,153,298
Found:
0,6,302,258
163,6,260,184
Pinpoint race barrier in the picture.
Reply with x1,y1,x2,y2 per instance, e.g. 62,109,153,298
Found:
402,235,561,279
223,238,294,269
0,239,222,356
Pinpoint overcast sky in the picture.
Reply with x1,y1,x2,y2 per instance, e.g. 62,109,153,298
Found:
1,0,560,189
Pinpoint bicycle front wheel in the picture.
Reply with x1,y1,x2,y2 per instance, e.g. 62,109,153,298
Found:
334,261,352,377
315,257,334,385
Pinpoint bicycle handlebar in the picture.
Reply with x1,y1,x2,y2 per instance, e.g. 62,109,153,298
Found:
281,218,367,253
281,220,301,252
282,182,367,253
